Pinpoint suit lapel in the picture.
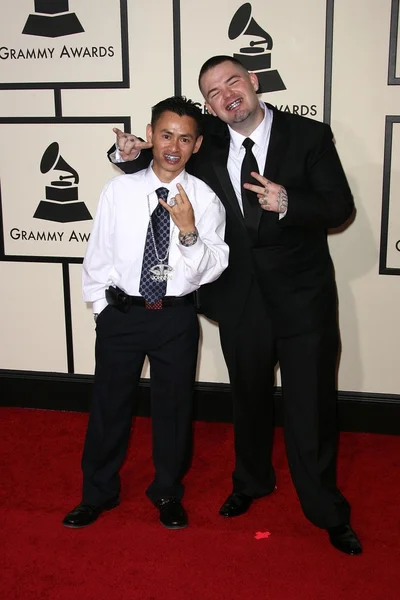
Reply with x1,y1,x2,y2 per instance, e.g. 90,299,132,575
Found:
263,104,289,182
210,129,248,232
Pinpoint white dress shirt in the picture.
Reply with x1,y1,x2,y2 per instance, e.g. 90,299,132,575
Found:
227,101,273,214
82,164,229,314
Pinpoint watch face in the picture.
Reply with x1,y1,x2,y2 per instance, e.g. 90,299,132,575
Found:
179,231,198,246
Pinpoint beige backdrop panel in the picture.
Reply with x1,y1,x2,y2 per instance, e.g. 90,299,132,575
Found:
0,262,67,371
386,122,400,269
396,2,400,78
180,0,325,119
330,0,400,394
0,0,124,85
69,263,95,375
0,90,55,117
61,1,175,139
0,122,127,259
198,318,229,383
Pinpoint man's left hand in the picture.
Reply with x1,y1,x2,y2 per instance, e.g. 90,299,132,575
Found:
158,183,196,234
244,172,288,214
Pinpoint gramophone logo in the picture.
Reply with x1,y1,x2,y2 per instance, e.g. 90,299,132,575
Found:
22,0,84,38
33,142,92,223
228,3,285,94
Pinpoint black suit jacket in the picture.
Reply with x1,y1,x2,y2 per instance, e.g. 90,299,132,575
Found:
110,104,354,337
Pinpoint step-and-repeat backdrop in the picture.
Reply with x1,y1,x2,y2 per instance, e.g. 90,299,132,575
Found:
0,0,399,396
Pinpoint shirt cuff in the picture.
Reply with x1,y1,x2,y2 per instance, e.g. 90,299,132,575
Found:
278,192,288,219
110,146,141,164
92,298,108,314
109,147,125,163
176,235,205,258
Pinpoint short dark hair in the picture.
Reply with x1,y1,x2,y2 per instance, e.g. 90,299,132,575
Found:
151,96,203,138
198,55,247,91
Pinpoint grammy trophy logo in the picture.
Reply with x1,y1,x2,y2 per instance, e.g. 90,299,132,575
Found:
33,142,92,223
228,3,286,94
22,0,84,38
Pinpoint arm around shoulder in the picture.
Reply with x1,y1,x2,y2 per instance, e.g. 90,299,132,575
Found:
107,143,153,174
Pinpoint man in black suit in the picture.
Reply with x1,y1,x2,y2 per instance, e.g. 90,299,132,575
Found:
109,56,361,555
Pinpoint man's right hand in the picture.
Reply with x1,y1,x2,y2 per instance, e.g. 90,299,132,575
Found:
113,128,153,161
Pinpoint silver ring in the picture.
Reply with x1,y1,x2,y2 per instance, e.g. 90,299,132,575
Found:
168,198,177,207
260,196,267,205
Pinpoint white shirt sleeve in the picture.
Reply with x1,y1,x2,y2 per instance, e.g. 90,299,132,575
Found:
82,183,115,314
279,205,288,220
177,192,229,286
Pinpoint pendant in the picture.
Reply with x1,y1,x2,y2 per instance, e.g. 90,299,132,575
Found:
149,264,174,281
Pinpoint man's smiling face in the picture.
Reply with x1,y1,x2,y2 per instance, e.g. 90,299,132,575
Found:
200,60,261,132
147,110,203,183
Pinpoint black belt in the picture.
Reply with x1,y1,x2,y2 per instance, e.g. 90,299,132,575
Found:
106,286,194,312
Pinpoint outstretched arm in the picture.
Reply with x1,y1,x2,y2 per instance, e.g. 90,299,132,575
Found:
107,127,153,174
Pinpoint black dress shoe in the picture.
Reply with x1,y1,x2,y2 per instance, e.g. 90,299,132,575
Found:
219,492,253,517
62,496,120,529
155,498,188,529
327,524,362,555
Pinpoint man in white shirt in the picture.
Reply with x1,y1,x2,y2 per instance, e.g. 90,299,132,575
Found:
62,96,228,530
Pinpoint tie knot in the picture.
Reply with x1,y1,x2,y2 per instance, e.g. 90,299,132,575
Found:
156,187,169,201
242,138,254,152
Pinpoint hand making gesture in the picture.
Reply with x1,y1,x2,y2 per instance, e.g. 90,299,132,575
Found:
244,171,288,214
113,127,153,161
158,183,196,234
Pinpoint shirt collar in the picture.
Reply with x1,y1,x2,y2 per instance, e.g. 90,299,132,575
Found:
145,161,189,197
228,101,272,154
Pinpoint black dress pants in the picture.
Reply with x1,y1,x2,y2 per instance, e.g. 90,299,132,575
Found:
218,282,351,528
81,302,199,505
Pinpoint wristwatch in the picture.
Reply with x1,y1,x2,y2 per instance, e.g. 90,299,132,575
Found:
179,228,198,247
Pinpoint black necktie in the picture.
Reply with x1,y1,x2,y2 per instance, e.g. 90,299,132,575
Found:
240,137,260,239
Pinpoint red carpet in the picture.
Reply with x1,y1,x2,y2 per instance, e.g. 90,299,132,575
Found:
1,407,399,600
